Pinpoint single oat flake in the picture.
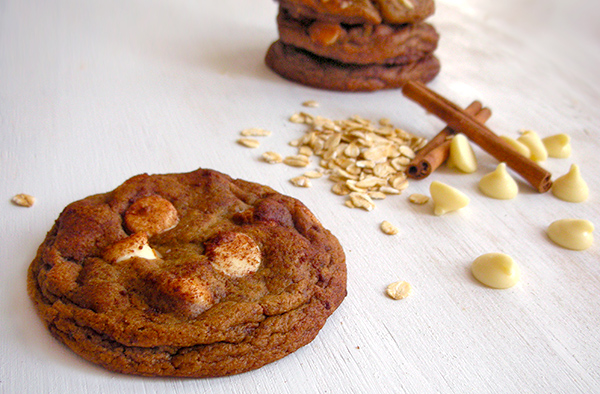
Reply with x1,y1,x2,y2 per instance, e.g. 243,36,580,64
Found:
237,138,260,148
302,100,320,108
386,281,413,300
380,221,399,235
290,176,312,188
12,193,35,207
240,127,272,137
262,151,283,164
409,193,430,205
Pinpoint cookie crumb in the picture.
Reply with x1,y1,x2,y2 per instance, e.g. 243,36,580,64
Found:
12,193,35,207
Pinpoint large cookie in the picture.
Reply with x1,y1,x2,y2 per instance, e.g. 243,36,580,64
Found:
279,0,435,25
277,7,439,65
27,168,347,377
265,40,440,91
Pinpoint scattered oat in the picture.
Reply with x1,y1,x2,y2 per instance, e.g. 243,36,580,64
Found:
298,146,314,157
12,193,35,207
251,112,427,212
283,155,311,167
367,191,387,200
303,170,323,179
380,221,399,235
379,186,401,195
332,182,351,196
240,127,271,137
289,112,311,124
262,151,283,164
409,193,430,205
290,176,312,188
302,100,320,108
348,192,375,211
237,138,260,148
387,280,413,300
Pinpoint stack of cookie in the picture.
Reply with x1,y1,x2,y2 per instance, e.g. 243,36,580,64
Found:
265,0,440,91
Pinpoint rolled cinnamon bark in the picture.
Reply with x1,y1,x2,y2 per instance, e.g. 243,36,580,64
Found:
402,81,552,192
407,101,491,179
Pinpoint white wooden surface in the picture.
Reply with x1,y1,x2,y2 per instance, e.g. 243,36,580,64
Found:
1,0,599,393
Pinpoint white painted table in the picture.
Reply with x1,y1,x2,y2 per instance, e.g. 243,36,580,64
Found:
1,0,599,392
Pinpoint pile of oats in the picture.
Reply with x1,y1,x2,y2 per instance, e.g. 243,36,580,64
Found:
285,111,426,210
238,103,427,211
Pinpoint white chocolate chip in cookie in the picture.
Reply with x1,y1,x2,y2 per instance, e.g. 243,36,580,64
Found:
447,134,477,173
308,21,342,46
125,195,179,236
207,232,261,277
430,181,469,216
103,232,159,263
161,276,215,317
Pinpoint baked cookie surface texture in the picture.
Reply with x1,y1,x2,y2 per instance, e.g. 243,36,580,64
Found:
27,168,347,377
267,0,441,91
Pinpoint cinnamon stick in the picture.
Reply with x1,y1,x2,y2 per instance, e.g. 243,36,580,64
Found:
407,101,491,179
402,81,552,193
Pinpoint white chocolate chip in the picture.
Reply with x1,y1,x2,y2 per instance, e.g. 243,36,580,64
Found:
156,275,215,318
542,134,571,158
125,195,179,236
207,232,261,277
478,162,519,200
551,164,589,203
500,136,531,158
547,219,594,251
447,134,477,173
471,253,520,289
517,130,547,162
429,181,470,216
103,232,159,263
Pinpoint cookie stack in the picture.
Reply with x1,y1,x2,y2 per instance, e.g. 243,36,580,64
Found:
265,0,441,91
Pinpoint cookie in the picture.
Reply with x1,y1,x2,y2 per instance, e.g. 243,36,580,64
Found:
265,40,440,91
279,0,435,25
27,168,347,377
277,7,439,65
